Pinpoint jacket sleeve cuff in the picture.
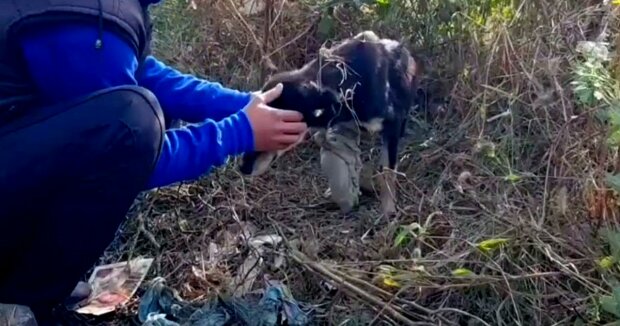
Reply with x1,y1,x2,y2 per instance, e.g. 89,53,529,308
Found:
223,109,255,155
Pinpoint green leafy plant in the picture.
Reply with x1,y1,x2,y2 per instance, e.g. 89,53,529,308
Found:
600,287,620,324
591,230,620,323
571,40,620,193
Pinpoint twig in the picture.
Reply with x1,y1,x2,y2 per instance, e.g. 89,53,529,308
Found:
266,16,321,58
128,200,160,265
261,0,274,81
225,0,266,58
138,215,161,250
327,267,438,317
289,249,427,326
269,0,286,31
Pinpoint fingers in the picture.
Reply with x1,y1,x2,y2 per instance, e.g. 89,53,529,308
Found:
247,94,263,107
278,121,307,134
275,109,304,122
273,133,305,145
253,84,304,123
261,83,283,103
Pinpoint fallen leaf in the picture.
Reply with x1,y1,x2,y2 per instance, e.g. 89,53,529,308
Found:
504,173,521,183
598,256,615,270
451,268,475,277
476,238,509,254
382,276,401,288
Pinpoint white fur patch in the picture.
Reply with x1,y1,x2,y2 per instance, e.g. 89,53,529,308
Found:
249,130,310,175
380,39,399,53
308,80,319,89
360,117,384,133
354,31,380,42
251,152,278,176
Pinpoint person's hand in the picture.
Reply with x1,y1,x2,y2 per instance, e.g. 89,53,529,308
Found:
243,83,308,152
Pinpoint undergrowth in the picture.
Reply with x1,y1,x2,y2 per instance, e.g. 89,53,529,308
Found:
94,0,620,325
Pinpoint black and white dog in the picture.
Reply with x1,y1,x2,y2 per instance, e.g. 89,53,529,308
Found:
239,31,421,215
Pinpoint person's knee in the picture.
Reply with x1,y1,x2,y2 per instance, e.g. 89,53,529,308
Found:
99,85,165,127
71,86,166,187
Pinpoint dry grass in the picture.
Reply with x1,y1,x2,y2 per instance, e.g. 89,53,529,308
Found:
65,0,620,325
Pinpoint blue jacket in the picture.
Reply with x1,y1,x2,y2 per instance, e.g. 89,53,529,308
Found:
18,21,255,190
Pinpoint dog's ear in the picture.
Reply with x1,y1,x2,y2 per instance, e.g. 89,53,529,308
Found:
297,80,328,104
296,81,326,119
300,80,320,93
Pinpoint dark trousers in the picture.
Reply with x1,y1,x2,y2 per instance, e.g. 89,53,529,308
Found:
0,86,165,323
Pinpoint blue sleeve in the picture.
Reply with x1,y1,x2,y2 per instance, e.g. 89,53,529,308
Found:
146,115,253,188
18,23,255,189
136,56,253,122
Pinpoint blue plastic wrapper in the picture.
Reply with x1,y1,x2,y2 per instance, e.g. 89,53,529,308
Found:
138,277,313,326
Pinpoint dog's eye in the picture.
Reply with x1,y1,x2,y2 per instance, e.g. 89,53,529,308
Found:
313,109,324,117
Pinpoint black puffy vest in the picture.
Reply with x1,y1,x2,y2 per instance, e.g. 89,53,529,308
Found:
0,0,154,113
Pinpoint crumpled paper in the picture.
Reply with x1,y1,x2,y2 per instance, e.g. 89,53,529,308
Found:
73,257,154,316
138,277,312,326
